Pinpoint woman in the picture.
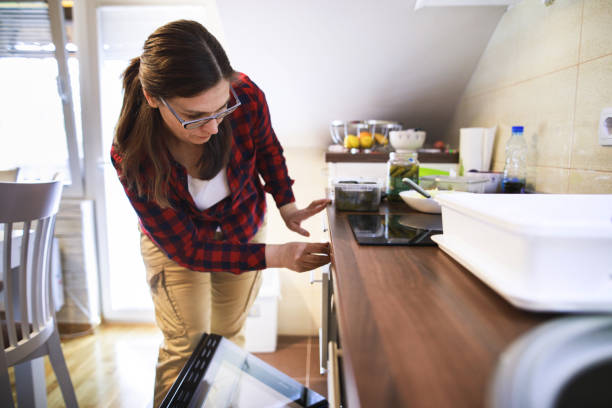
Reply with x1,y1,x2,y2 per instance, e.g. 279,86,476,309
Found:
110,20,330,406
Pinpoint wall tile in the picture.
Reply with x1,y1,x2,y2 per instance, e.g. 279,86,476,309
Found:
467,66,576,170
447,92,499,148
465,0,581,97
572,54,612,171
534,166,570,193
568,169,612,193
580,0,612,62
447,0,612,194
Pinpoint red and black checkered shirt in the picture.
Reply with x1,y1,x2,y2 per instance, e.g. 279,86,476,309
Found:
111,73,295,274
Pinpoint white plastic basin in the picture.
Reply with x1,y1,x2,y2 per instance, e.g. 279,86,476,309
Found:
432,193,612,312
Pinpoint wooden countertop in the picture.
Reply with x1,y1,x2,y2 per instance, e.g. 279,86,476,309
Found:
325,151,459,163
325,201,554,407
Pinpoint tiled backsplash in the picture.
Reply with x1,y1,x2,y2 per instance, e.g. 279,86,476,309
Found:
445,0,612,193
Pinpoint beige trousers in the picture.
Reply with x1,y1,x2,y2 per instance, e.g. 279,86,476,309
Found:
140,225,266,408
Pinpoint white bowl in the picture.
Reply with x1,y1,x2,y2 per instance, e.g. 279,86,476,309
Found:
389,129,426,152
399,190,441,214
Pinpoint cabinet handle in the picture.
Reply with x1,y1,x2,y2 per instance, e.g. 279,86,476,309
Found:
310,263,331,285
309,269,322,285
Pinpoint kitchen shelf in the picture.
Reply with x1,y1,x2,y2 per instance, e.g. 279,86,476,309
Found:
325,151,459,164
414,0,521,10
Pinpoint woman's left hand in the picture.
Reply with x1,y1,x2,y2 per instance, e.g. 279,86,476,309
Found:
279,199,331,237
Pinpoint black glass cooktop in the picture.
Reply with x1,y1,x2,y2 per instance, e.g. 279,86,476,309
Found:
347,213,442,246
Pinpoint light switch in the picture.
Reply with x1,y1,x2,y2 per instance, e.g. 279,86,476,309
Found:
599,108,612,146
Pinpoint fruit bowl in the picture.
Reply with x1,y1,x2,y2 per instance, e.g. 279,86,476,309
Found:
329,120,401,151
389,129,426,152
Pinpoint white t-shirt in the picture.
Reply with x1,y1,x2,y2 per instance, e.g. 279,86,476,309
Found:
187,166,231,211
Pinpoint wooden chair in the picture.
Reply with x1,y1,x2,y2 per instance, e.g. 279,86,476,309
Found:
0,181,78,407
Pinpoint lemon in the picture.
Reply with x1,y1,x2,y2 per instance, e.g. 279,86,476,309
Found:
344,134,360,149
360,135,374,149
374,133,388,145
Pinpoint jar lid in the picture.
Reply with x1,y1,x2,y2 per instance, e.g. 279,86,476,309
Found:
389,151,418,161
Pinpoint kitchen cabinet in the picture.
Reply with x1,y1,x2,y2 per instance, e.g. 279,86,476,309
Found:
320,199,553,407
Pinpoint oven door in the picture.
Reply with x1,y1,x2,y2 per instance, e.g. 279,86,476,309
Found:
160,333,328,408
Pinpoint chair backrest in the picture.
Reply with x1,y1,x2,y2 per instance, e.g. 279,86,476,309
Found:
0,181,63,355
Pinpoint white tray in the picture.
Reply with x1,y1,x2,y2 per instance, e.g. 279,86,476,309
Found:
431,234,612,312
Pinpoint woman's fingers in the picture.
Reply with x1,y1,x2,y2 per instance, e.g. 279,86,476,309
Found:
305,242,330,254
277,242,331,272
293,242,330,271
304,199,331,216
290,221,310,237
299,254,330,269
285,199,331,237
308,198,331,209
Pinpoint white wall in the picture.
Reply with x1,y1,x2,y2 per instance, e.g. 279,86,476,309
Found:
217,0,505,147
264,148,329,335
214,0,509,334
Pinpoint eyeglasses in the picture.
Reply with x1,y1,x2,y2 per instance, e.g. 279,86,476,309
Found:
159,86,241,130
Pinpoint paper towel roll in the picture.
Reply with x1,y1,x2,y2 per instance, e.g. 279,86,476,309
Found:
460,128,485,173
459,127,497,174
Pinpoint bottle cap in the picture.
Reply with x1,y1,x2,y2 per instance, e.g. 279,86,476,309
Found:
512,126,524,133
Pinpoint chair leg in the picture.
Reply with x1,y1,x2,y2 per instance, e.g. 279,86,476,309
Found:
0,352,15,408
15,358,47,407
46,330,79,408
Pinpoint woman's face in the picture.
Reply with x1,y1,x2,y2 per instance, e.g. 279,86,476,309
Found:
146,79,231,146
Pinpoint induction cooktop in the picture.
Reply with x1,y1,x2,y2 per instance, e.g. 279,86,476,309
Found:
347,213,442,246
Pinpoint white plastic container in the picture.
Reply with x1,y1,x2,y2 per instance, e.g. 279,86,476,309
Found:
245,269,280,353
420,175,488,193
432,193,612,312
333,178,382,211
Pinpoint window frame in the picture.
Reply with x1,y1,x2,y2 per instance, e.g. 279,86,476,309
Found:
48,0,84,197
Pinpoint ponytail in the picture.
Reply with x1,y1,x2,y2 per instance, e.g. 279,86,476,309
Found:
113,57,172,208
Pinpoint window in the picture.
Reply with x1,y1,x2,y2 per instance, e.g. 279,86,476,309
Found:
0,1,82,195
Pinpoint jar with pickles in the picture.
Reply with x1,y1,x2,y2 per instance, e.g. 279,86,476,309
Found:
386,151,419,202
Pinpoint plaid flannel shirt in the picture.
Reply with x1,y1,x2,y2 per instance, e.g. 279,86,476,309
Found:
111,73,295,274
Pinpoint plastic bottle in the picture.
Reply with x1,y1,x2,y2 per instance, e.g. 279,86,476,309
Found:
501,126,527,194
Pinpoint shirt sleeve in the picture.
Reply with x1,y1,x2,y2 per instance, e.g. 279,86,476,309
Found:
249,80,296,208
110,149,267,274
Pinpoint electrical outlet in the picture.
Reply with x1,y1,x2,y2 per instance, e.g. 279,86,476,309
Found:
599,108,612,146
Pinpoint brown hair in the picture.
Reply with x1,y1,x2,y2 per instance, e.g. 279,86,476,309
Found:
113,20,234,208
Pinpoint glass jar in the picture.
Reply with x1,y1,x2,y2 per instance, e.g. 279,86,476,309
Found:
387,151,419,202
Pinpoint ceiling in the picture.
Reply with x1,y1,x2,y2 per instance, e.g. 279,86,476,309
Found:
216,0,507,148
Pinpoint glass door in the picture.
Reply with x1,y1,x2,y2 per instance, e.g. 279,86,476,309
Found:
95,4,224,320
161,334,328,408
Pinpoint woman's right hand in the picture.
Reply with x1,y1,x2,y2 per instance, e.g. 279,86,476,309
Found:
265,242,331,272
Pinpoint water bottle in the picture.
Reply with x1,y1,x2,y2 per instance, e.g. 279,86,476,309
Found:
501,126,527,194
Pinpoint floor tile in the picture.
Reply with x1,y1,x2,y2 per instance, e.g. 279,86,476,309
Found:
277,335,310,347
309,379,328,398
254,341,308,379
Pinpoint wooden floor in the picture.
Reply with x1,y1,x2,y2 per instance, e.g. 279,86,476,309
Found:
11,324,326,408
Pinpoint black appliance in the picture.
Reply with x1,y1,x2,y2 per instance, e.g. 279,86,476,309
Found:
160,333,328,408
347,213,442,246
